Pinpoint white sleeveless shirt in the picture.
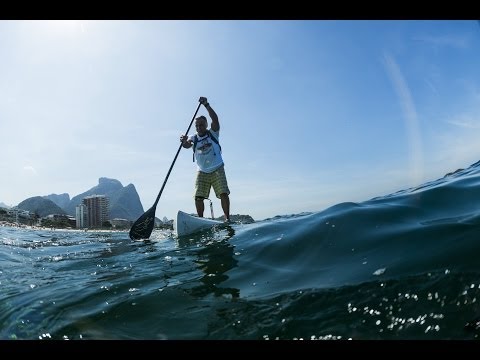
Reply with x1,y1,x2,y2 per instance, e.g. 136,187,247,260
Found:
189,130,224,173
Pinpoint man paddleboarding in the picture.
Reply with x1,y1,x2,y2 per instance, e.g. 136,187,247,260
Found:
180,97,231,222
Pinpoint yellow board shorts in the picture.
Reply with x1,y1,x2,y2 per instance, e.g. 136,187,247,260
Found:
194,165,230,200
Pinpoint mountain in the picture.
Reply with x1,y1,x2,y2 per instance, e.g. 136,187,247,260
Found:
44,193,70,209
107,183,145,220
17,197,66,217
64,177,144,221
0,202,11,209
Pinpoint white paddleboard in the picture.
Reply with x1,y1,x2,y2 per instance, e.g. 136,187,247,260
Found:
173,210,223,237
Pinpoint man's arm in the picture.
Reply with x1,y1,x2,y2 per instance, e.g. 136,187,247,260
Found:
200,97,219,132
206,103,219,132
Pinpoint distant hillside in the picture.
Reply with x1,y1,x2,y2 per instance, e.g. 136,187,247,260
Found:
215,214,255,223
107,183,145,220
0,202,11,209
17,197,66,217
64,177,144,221
44,193,70,209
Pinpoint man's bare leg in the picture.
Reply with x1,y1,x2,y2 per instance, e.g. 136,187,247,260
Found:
220,193,230,221
195,197,204,217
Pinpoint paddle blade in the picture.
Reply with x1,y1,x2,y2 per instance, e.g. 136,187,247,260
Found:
129,206,157,240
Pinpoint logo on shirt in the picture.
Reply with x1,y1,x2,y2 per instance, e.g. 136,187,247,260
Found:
198,140,212,154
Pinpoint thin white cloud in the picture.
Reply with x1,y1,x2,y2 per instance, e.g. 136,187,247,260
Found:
413,34,469,49
23,165,37,175
446,115,480,129
424,78,439,96
383,52,424,187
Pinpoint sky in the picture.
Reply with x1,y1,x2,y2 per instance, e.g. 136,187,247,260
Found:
1,20,480,221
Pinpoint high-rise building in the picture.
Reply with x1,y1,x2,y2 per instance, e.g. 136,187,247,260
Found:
82,195,109,228
75,204,87,228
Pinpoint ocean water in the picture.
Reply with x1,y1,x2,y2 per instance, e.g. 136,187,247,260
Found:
3,163,480,340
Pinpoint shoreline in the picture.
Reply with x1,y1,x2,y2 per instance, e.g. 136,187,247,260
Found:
0,221,129,233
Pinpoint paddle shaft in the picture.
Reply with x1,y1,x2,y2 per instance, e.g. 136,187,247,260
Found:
129,102,202,240
152,102,202,209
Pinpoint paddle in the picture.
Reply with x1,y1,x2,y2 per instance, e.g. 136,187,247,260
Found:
129,102,202,240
